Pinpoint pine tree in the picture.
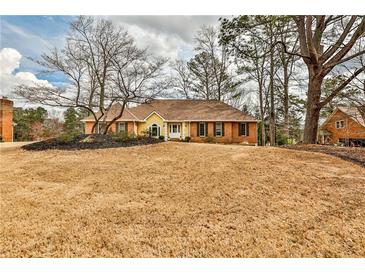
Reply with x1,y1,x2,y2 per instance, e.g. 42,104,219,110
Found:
63,107,82,135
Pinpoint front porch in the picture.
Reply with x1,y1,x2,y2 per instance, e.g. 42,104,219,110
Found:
162,122,189,141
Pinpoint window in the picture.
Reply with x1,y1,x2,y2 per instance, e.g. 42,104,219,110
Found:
150,123,160,137
172,124,179,133
336,120,344,129
118,122,126,133
240,123,247,136
199,122,206,137
215,122,223,137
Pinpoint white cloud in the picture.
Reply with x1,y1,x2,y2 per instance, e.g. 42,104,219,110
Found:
0,47,22,74
107,16,225,60
0,48,52,98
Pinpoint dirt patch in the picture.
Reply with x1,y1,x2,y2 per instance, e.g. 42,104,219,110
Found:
21,134,163,151
284,144,365,168
1,143,365,257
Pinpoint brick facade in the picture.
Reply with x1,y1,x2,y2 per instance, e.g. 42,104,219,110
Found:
0,99,14,142
190,122,257,144
85,121,134,135
85,120,258,144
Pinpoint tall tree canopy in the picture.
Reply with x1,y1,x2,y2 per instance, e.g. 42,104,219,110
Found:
220,15,365,145
289,16,365,143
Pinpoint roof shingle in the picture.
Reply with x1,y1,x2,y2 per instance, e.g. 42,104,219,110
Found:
82,99,258,122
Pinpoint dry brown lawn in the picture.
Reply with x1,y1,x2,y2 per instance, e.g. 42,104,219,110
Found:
1,142,365,257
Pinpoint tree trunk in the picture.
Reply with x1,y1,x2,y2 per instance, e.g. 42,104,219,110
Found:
103,101,127,134
303,75,322,144
269,34,276,146
91,122,97,133
260,120,266,146
283,67,289,144
258,82,266,146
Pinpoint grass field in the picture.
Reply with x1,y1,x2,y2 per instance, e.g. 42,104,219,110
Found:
1,142,364,257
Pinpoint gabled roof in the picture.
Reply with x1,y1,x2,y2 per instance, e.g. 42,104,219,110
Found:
81,102,140,122
81,99,258,122
338,107,365,127
321,106,365,128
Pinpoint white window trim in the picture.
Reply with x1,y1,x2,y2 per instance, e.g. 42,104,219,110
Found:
170,124,180,134
215,122,223,137
199,122,206,137
149,123,160,137
118,122,126,133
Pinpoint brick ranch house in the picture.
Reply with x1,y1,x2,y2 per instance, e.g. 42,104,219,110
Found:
319,107,365,147
0,98,14,142
82,99,258,144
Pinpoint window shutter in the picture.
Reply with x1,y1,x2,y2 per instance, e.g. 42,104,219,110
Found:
205,122,208,136
246,123,249,136
239,123,242,136
213,122,216,137
125,122,128,135
222,122,225,136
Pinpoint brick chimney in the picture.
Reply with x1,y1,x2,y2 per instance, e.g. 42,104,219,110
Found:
0,98,14,142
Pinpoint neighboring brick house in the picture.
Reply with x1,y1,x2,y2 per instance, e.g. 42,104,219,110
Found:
319,107,365,146
0,98,14,142
81,99,258,145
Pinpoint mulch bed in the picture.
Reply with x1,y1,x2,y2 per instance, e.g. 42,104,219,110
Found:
284,144,365,168
21,134,163,151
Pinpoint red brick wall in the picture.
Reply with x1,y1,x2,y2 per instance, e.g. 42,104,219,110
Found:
85,120,258,144
0,99,13,142
127,122,134,135
190,122,257,144
321,110,365,144
190,122,198,138
84,121,134,135
85,122,94,134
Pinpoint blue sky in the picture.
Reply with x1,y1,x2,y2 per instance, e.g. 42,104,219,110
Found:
1,16,74,84
0,15,221,103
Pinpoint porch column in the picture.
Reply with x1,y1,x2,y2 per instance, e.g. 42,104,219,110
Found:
133,121,137,137
164,122,168,141
182,122,185,140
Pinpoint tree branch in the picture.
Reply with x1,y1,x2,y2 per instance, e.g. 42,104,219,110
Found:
319,66,365,107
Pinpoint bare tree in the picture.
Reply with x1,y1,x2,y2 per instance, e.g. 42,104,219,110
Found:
15,36,100,125
288,16,365,143
68,16,134,130
15,16,170,135
195,25,238,101
103,47,170,133
171,59,193,99
276,20,300,143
